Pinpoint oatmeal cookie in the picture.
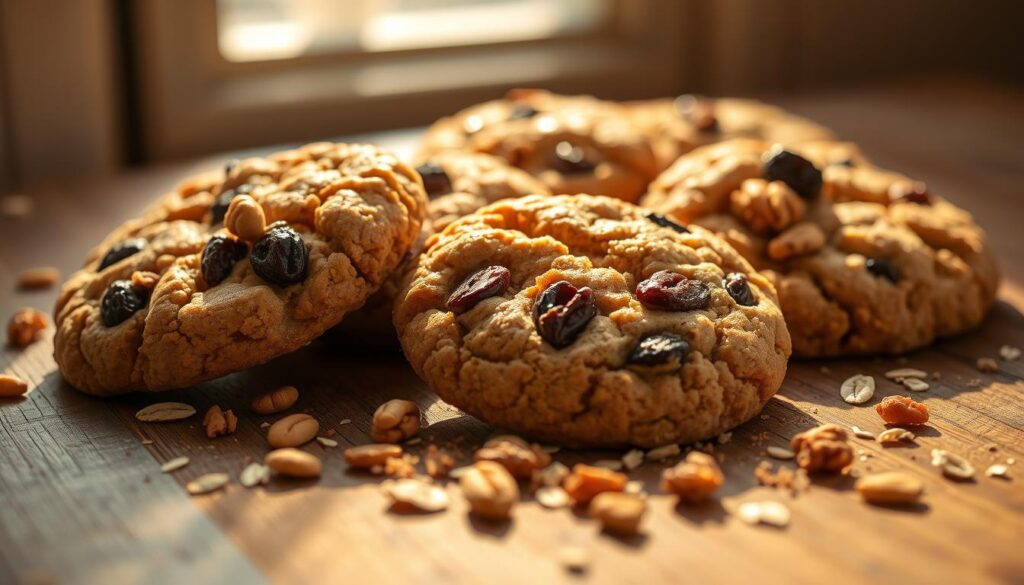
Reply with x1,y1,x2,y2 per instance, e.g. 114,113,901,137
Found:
628,96,835,171
419,89,659,203
394,194,791,447
54,142,427,394
641,139,998,356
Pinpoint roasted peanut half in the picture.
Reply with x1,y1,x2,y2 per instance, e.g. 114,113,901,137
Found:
267,413,319,447
250,386,299,415
474,435,551,479
371,399,421,443
266,448,322,478
660,451,724,503
0,374,29,398
344,444,403,468
588,492,646,535
460,461,519,520
224,194,267,242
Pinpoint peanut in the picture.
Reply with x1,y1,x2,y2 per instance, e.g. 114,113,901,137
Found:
250,385,299,414
0,374,29,398
855,471,924,505
344,444,403,468
267,413,319,447
460,461,519,520
563,464,628,505
7,307,47,348
875,395,929,426
790,424,854,473
474,435,551,479
225,194,267,241
660,451,724,503
202,405,238,438
16,267,60,290
371,399,420,443
588,492,646,535
266,448,322,478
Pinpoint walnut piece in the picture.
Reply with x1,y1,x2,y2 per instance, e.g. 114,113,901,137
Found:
730,178,806,234
7,307,47,348
371,399,421,443
660,451,724,503
474,435,551,479
203,405,238,438
789,424,854,473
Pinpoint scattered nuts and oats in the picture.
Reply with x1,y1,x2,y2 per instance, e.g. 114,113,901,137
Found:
345,444,403,469
135,402,196,422
424,445,455,478
250,386,299,415
203,405,238,438
563,464,628,505
0,374,29,398
266,448,322,478
855,471,924,505
645,443,681,461
16,267,60,290
976,357,998,373
371,399,421,443
588,492,646,536
790,424,854,473
877,428,915,444
240,462,271,487
536,486,572,509
840,374,875,404
875,395,929,426
460,460,519,520
382,479,449,513
160,456,190,473
737,501,790,527
931,449,975,481
186,473,229,495
474,435,551,479
267,413,319,447
766,446,795,460
7,308,47,348
660,452,723,503
622,449,644,471
998,345,1020,361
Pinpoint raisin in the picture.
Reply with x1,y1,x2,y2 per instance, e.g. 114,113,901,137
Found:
628,333,690,368
645,212,689,233
415,162,453,198
533,281,598,348
763,148,822,199
447,266,511,314
866,258,899,283
250,225,308,286
101,280,149,327
201,235,248,287
98,238,147,270
210,183,255,225
896,187,933,205
723,272,756,306
507,104,538,120
552,141,596,174
636,271,711,312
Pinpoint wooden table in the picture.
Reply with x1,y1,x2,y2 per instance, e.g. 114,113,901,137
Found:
2,79,1022,585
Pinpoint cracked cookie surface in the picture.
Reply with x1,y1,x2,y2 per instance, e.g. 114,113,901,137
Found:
419,89,659,203
394,194,790,447
641,139,999,356
55,142,427,395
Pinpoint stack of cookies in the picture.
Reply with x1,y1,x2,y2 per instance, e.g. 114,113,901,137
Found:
54,89,998,449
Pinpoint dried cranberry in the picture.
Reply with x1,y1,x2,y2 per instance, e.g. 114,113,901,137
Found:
98,238,147,270
101,280,149,327
250,225,308,286
210,183,253,225
201,235,248,287
723,272,756,306
636,271,711,312
447,266,511,314
552,141,596,174
628,333,690,368
763,148,822,199
866,258,899,283
645,212,689,234
896,186,933,205
533,281,598,348
416,162,453,198
507,104,538,120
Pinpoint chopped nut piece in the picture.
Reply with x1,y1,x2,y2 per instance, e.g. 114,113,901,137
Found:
851,426,876,440
16,267,59,290
877,428,915,444
202,405,238,438
460,461,519,519
250,386,299,414
384,454,419,478
371,399,421,443
267,413,319,447
875,396,929,426
538,461,570,487
564,464,628,505
884,368,928,380
645,443,681,461
901,378,930,392
382,479,449,513
424,445,455,478
186,473,229,495
316,437,338,448
840,374,875,404
855,471,924,505
266,448,322,478
345,444,403,468
737,501,790,527
592,459,624,471
7,308,47,348
766,446,795,460
475,435,550,479
588,492,646,535
998,345,1021,361
536,486,572,509
976,357,999,373
135,402,195,422
240,462,271,487
790,424,854,473
160,456,190,473
0,374,29,398
930,449,975,481
754,461,809,493
622,449,644,471
660,452,723,503
985,464,1009,479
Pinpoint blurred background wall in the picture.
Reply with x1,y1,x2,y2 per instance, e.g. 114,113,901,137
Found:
0,0,1021,192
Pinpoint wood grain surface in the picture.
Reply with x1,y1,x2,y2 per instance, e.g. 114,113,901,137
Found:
1,79,1021,585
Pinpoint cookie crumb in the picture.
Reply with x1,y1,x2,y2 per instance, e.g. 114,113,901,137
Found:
645,443,681,461
976,357,998,373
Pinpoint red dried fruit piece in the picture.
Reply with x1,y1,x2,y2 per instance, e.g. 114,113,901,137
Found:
533,280,597,348
876,395,929,426
447,266,511,314
636,271,711,312
723,272,755,306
